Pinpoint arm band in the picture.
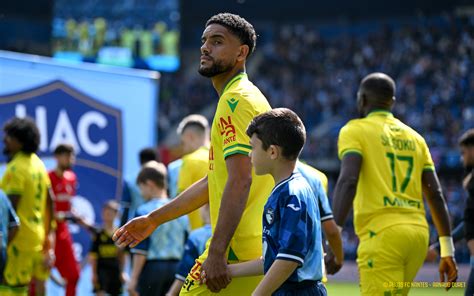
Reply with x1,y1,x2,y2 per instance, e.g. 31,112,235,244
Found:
439,236,455,257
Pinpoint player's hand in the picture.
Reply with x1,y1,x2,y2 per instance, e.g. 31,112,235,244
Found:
113,215,157,248
439,256,458,291
43,248,55,268
201,252,231,292
324,249,343,275
425,245,439,262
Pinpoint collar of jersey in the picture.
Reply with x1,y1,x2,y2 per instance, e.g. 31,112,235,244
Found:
271,171,301,195
367,109,393,118
221,72,247,96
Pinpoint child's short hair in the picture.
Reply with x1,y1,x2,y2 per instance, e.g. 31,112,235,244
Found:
136,161,168,189
54,143,75,155
246,108,306,161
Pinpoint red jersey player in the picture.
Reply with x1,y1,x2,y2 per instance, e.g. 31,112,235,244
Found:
49,144,80,296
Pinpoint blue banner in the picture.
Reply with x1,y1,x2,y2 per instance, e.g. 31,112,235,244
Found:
0,80,123,261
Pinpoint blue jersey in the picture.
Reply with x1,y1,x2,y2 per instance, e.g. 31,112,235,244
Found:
132,198,189,260
263,172,323,283
167,159,183,199
0,190,19,249
175,224,212,281
296,163,333,222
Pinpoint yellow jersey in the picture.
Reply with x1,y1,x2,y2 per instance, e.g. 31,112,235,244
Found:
338,110,434,237
177,146,209,230
208,72,274,261
1,152,51,251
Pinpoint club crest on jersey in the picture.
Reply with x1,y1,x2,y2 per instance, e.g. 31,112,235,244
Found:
266,208,274,224
218,116,236,137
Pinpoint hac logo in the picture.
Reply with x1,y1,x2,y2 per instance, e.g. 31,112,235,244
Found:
15,104,109,157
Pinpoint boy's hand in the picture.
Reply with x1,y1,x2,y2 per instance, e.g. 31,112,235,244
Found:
325,248,343,275
425,245,439,262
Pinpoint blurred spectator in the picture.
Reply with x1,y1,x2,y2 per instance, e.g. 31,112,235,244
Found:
121,147,160,226
0,190,20,284
129,162,189,296
49,144,80,296
1,117,55,295
166,204,211,296
82,200,126,296
168,114,210,230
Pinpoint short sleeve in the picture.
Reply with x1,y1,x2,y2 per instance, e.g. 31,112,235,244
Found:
315,184,333,222
6,198,19,228
218,93,254,159
421,138,435,172
338,121,363,160
131,237,150,255
276,195,310,266
1,166,26,196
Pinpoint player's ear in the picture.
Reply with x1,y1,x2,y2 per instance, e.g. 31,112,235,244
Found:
268,144,278,160
237,44,249,62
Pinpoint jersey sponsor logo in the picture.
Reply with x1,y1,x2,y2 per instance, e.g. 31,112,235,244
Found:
218,116,236,137
183,278,195,292
265,208,274,224
226,98,239,113
223,135,236,145
189,261,202,281
383,196,421,209
287,204,301,211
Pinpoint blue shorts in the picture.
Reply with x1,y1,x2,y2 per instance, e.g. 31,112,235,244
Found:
274,280,327,296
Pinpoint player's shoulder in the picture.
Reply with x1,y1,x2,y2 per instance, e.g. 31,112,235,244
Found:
221,83,270,114
341,117,366,131
183,146,209,163
168,158,183,171
394,118,428,143
282,173,314,201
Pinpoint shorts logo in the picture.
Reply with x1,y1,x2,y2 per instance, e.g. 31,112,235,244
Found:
218,116,236,137
265,208,274,224
189,261,202,281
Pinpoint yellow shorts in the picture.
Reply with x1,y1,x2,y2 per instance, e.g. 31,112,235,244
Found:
4,244,50,287
357,224,429,296
179,260,263,295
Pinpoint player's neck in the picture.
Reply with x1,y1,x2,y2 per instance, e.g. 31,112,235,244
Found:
212,66,246,97
55,167,66,177
270,161,296,186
